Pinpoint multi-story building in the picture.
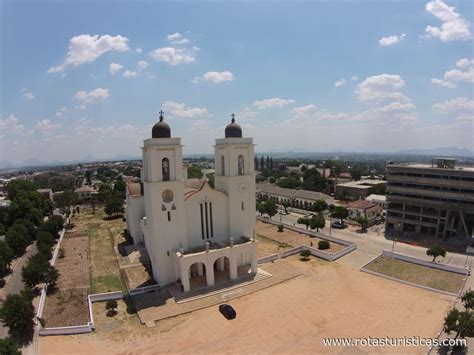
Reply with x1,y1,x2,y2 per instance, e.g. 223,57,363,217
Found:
385,158,474,244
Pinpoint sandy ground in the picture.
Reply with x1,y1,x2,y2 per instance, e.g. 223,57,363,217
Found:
39,255,452,354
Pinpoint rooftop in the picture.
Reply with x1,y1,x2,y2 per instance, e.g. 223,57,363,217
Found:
389,163,474,172
336,179,386,189
256,183,334,204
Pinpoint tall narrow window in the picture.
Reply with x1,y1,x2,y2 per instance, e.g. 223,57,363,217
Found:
162,158,170,181
209,202,214,238
238,155,244,175
241,201,245,211
167,211,171,221
200,203,205,239
204,201,209,239
221,156,225,176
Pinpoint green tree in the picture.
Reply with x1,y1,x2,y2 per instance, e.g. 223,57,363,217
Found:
297,217,310,230
113,176,126,198
357,216,370,232
331,206,349,224
461,290,474,310
5,180,37,200
105,195,124,217
53,190,78,212
426,244,446,262
0,292,35,339
300,249,311,261
0,338,21,354
312,199,328,213
443,308,474,340
281,200,290,214
187,165,203,179
263,200,277,219
276,177,301,189
21,254,49,289
5,223,32,256
277,224,284,232
36,231,54,258
98,183,113,203
106,299,118,315
0,224,5,236
0,241,15,278
309,215,325,232
206,173,215,188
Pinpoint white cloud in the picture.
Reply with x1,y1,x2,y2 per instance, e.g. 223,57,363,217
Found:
109,62,123,75
122,70,137,78
137,60,149,70
431,78,456,88
444,67,474,83
135,48,142,54
356,74,410,103
433,97,474,113
253,98,296,109
22,90,34,100
74,88,109,104
149,47,196,65
29,119,61,136
191,119,209,129
292,105,318,116
162,101,208,118
334,78,346,88
379,33,406,46
48,34,129,73
425,0,471,42
351,76,358,81
55,107,67,117
456,58,474,69
167,32,189,45
193,71,235,84
381,102,416,112
0,114,24,133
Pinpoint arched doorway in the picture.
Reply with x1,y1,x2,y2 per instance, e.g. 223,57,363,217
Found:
187,262,207,290
213,256,231,283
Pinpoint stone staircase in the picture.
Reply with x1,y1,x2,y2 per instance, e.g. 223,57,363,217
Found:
168,268,272,303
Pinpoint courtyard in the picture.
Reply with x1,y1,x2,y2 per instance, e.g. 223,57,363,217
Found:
39,254,452,354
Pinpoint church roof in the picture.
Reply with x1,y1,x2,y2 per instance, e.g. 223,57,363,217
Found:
152,110,171,138
224,114,242,138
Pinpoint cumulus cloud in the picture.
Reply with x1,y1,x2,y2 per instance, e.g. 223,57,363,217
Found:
0,114,24,133
334,79,346,88
424,0,471,42
167,32,189,45
381,102,416,112
431,78,456,88
29,119,61,136
55,107,67,117
356,74,410,103
444,67,474,83
433,97,474,113
150,47,195,65
74,88,109,104
292,105,318,116
162,101,208,118
253,98,296,109
137,60,149,70
122,70,137,78
48,34,129,73
21,90,34,100
351,76,358,81
109,62,123,75
193,71,235,84
456,58,474,69
379,33,406,46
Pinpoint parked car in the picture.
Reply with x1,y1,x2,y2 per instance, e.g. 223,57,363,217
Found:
219,304,236,319
331,222,347,229
279,211,289,215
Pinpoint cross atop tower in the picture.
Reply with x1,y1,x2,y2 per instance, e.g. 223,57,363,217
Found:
231,113,235,123
159,110,165,121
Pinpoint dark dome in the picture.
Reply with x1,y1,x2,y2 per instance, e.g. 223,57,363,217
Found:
152,111,171,138
225,115,242,138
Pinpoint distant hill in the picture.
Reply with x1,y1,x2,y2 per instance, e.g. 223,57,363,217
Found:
397,147,474,157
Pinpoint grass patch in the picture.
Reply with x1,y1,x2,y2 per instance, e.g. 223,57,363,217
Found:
365,256,465,294
87,209,127,294
256,233,291,249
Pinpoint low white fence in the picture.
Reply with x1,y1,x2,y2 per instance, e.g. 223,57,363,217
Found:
381,250,470,275
129,284,161,296
256,217,356,263
38,291,124,336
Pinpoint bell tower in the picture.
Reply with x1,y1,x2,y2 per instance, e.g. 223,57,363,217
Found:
142,111,188,286
214,114,256,239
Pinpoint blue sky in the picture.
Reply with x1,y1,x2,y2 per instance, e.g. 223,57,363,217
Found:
1,0,473,165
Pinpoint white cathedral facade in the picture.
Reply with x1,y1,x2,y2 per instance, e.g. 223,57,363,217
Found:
125,112,257,292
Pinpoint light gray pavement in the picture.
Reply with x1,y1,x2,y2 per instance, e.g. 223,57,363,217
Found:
0,243,37,338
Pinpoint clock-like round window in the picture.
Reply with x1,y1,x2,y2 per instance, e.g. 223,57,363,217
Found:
162,189,174,203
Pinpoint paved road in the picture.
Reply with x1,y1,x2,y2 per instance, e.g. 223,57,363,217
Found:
0,243,37,338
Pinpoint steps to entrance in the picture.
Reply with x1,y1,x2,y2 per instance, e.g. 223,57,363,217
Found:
168,269,272,303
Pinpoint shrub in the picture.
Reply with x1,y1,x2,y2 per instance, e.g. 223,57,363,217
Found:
318,240,330,250
300,249,311,261
58,247,65,258
277,224,284,232
106,299,118,316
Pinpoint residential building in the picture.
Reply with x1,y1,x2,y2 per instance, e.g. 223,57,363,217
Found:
335,179,386,199
365,194,387,209
347,199,382,222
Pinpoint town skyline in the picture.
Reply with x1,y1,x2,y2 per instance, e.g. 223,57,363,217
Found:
1,0,473,166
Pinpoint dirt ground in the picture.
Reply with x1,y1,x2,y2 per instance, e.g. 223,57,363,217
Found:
39,255,452,354
257,220,346,253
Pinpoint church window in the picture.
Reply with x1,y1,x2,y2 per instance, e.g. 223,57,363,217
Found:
200,203,205,239
209,202,214,238
162,158,170,181
241,201,244,211
200,201,214,239
167,211,171,221
238,155,244,175
221,156,225,176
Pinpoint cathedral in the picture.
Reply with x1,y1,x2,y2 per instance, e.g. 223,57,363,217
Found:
125,112,258,292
